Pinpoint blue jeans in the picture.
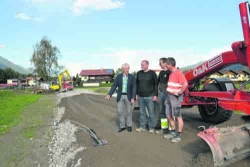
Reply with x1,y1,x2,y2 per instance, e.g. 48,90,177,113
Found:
158,91,167,120
138,96,155,129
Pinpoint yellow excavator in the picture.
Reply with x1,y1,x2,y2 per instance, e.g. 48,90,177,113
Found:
50,69,73,92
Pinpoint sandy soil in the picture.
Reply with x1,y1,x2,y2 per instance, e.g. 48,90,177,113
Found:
54,90,250,167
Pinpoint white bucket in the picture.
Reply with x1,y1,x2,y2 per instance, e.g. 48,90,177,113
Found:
161,118,168,129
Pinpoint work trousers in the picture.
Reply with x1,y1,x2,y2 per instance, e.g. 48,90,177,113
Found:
117,95,134,128
155,91,167,127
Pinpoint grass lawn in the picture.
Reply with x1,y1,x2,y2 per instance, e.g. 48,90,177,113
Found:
75,87,100,91
0,90,41,134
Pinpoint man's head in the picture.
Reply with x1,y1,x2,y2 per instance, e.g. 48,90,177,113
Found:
166,57,176,71
159,57,168,69
122,63,130,75
141,60,149,71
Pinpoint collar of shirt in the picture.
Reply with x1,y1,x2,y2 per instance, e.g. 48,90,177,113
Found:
123,73,128,77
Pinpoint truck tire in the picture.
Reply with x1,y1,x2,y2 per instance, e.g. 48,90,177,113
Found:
198,83,233,124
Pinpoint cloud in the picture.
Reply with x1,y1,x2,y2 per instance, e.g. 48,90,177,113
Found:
0,44,4,48
63,46,232,76
72,0,125,15
14,13,44,22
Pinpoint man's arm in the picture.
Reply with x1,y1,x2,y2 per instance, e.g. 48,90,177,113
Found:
178,72,188,94
107,74,119,96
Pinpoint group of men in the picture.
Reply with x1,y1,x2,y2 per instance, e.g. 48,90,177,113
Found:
105,57,188,143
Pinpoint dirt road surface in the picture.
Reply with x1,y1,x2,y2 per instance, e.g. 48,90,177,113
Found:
51,89,250,167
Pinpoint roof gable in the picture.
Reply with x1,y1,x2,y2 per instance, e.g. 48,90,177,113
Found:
237,70,250,75
80,69,114,76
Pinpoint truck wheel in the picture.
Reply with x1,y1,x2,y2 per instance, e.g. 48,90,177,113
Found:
198,83,233,124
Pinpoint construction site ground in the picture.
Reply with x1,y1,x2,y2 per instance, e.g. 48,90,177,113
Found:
1,89,250,167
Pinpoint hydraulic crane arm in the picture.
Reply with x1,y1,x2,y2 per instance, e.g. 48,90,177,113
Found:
58,69,71,88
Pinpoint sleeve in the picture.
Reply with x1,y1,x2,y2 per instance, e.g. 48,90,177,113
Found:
108,74,119,96
178,70,187,84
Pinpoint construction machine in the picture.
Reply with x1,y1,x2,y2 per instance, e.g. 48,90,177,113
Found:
50,69,73,92
182,1,250,166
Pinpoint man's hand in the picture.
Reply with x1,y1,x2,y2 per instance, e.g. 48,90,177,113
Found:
136,95,138,101
131,98,135,104
105,95,111,100
153,96,158,101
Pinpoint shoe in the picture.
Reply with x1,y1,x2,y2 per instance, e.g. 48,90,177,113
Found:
136,127,146,132
127,126,132,132
163,131,176,139
155,129,163,135
117,127,126,132
149,129,155,133
171,134,182,143
154,125,161,130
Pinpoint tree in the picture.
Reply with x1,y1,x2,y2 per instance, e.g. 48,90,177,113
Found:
115,68,122,78
75,73,81,86
132,71,137,78
30,36,61,81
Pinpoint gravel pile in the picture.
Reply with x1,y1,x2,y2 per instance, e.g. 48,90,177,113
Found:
48,90,96,167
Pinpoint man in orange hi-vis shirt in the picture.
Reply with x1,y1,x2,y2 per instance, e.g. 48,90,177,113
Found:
163,57,188,143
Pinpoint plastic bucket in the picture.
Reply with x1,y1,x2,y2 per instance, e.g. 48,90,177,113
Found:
161,118,168,129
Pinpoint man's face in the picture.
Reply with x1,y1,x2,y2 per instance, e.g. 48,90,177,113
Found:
159,60,166,69
166,64,172,71
123,65,130,75
141,61,148,71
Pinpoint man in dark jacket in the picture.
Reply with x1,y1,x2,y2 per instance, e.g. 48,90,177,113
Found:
105,63,136,132
155,57,171,134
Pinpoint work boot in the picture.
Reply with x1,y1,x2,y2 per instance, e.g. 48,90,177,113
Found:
163,131,176,140
171,133,182,143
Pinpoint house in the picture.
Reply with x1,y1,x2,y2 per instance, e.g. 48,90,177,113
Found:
209,71,224,78
26,77,44,86
79,69,115,83
237,70,250,81
7,78,18,85
221,70,238,80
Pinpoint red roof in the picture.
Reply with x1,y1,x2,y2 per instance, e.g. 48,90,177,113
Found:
80,69,114,76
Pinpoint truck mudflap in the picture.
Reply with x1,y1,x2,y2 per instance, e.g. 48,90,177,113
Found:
197,124,250,167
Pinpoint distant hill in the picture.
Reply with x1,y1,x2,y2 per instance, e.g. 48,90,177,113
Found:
0,56,30,74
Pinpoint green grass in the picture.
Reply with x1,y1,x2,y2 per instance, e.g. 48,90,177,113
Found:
77,87,100,91
0,90,41,134
23,120,40,138
99,83,113,87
